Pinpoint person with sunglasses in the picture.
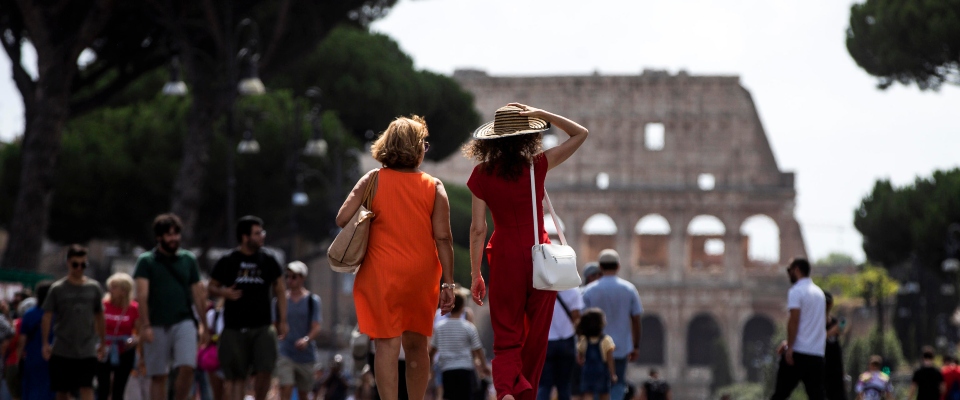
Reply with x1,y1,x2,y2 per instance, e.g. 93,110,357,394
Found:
40,244,106,400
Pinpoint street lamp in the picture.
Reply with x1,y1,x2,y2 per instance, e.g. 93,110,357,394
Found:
237,125,261,154
303,90,328,158
162,57,188,96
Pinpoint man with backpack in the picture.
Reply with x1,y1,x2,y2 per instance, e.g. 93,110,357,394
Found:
640,369,671,400
274,261,322,400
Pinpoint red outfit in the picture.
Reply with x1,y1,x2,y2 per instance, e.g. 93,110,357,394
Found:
944,365,960,399
4,319,20,367
103,300,139,347
468,155,557,400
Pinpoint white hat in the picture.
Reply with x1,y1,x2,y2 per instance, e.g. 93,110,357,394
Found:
287,261,308,277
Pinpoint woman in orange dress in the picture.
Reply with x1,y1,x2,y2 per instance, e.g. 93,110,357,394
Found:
336,115,456,400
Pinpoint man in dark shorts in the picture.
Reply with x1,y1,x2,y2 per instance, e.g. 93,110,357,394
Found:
909,347,944,400
640,369,671,400
41,244,106,400
210,215,288,400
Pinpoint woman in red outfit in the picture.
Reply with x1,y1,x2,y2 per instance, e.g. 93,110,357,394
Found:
96,272,140,400
465,103,588,400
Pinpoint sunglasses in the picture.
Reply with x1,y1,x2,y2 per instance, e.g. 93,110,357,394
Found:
423,141,431,153
71,261,87,269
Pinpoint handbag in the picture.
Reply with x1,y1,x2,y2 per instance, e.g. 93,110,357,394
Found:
328,170,379,273
530,163,581,291
197,309,221,371
197,344,220,371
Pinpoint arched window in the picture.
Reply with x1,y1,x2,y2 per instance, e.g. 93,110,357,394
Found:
637,315,665,364
742,316,776,382
686,314,722,366
740,215,781,267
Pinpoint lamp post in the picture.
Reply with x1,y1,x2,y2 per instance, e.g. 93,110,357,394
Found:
223,18,265,245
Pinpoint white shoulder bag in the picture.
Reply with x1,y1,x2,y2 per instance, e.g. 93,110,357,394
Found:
530,163,581,291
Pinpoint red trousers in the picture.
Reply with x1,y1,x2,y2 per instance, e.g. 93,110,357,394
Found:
488,250,557,400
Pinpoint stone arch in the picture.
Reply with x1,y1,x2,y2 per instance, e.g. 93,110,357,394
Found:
581,213,618,263
687,215,726,271
634,214,671,269
740,215,781,269
686,313,722,366
637,314,665,364
741,315,777,382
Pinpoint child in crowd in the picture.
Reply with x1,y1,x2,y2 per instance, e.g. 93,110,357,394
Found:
577,308,616,400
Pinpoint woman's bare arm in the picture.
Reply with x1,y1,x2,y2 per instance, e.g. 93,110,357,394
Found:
336,170,377,228
508,103,589,170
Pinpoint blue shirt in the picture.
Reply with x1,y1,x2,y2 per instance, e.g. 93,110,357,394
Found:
274,293,322,363
582,275,643,359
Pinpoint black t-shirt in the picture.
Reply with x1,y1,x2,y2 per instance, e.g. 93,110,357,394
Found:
913,365,944,400
643,379,669,400
211,249,282,329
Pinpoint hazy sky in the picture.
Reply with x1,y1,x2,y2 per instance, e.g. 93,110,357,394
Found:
1,0,958,262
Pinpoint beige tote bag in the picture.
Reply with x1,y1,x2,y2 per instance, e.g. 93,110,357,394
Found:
328,170,379,273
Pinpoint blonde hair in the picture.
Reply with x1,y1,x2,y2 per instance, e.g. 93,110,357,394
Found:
106,272,134,301
370,116,429,169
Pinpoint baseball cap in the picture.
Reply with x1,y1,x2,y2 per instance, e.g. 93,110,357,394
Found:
583,262,601,277
598,249,620,265
287,260,309,277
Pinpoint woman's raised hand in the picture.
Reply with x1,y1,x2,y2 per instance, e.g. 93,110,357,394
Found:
508,103,548,119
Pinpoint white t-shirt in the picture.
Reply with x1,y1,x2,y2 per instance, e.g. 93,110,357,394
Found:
787,278,826,356
549,288,584,340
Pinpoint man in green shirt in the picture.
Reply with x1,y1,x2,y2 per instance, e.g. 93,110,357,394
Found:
134,213,209,400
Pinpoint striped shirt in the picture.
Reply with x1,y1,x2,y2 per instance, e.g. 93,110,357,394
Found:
431,318,483,372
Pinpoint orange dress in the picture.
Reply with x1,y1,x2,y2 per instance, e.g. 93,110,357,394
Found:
353,168,442,339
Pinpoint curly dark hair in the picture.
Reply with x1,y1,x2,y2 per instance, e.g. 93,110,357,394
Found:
576,307,607,338
462,133,543,181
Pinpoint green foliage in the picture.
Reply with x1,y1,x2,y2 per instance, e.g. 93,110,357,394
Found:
710,338,735,393
854,169,960,276
715,383,765,400
815,264,899,301
846,0,960,90
816,252,858,267
268,25,479,161
0,90,354,249
48,96,189,245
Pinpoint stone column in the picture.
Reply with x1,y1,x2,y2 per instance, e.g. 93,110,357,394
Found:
617,213,636,279
723,213,745,281
668,213,688,282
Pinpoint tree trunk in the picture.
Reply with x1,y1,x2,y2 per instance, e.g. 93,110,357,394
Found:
1,54,74,271
169,40,234,245
170,86,222,245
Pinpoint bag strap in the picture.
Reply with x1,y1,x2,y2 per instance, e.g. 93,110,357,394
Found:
556,295,574,323
530,163,567,247
361,169,380,209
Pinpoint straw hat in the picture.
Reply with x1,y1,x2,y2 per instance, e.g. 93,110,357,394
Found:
473,105,551,140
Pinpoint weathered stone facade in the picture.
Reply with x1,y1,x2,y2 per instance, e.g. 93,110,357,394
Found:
364,69,808,398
